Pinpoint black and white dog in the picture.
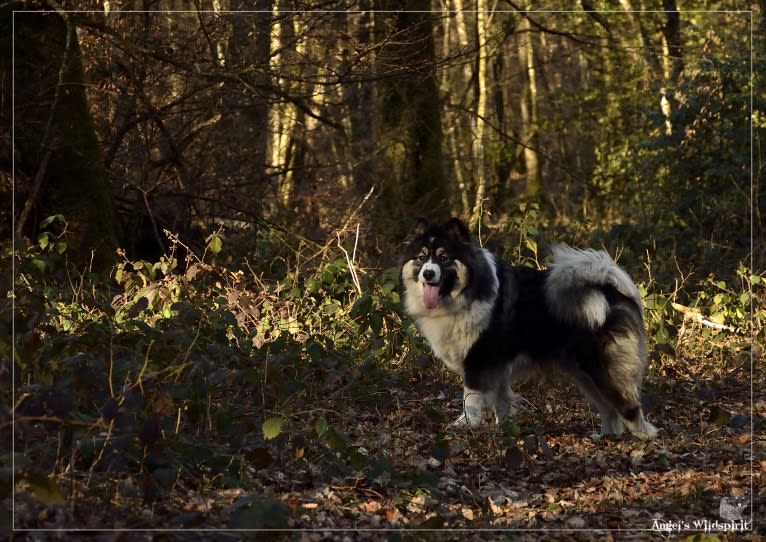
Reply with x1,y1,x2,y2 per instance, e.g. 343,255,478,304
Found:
401,218,658,440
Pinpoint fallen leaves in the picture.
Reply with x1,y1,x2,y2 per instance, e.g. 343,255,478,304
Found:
9,351,764,538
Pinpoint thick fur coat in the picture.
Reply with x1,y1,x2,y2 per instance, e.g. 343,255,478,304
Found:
401,218,658,440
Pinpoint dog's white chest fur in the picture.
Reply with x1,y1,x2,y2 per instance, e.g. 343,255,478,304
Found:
413,299,494,374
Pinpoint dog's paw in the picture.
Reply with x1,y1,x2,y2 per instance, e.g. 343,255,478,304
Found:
450,407,483,428
622,415,659,440
450,413,469,427
632,422,659,441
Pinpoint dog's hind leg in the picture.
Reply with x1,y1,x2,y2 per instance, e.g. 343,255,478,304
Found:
621,405,658,440
599,316,659,440
572,362,658,440
569,370,625,437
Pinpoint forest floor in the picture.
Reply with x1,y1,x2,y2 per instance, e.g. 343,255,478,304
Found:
9,334,765,541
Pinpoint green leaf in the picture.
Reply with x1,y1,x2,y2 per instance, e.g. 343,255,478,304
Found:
350,294,372,318
315,417,329,437
348,449,367,471
326,427,348,452
26,472,65,505
228,495,289,529
152,467,177,488
37,232,49,250
262,417,283,440
707,405,731,426
417,514,446,529
322,302,341,315
206,233,223,255
685,535,721,542
39,214,65,229
381,280,397,293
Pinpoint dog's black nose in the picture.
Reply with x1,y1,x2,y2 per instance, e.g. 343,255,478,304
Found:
422,268,436,282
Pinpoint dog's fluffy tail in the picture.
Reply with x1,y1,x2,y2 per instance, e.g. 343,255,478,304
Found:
544,245,643,330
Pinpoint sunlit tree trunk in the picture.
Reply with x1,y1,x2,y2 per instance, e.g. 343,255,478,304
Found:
448,0,472,216
619,0,662,79
518,15,541,199
270,5,297,210
619,0,676,136
470,3,489,224
660,0,683,135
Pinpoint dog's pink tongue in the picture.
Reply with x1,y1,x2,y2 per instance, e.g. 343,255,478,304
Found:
423,283,440,309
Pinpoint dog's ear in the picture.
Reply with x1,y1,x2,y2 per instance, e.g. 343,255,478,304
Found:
444,217,471,242
411,218,430,237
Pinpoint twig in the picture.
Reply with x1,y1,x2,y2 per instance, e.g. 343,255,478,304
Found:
164,229,202,265
340,185,375,234
337,224,362,295
671,302,741,333
15,145,54,236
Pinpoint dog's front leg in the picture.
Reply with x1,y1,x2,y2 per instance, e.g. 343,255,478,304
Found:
452,387,492,427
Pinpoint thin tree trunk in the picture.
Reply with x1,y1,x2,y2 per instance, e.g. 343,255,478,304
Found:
346,6,375,194
470,4,489,223
660,0,683,135
269,3,298,212
229,1,273,204
445,0,471,216
518,16,541,198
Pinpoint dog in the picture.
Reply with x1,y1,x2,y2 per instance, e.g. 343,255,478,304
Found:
401,217,658,440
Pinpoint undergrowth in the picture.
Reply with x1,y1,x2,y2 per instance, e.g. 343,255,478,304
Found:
2,211,762,529
4,219,417,525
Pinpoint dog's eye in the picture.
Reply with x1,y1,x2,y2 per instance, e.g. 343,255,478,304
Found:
438,253,450,263
417,254,428,262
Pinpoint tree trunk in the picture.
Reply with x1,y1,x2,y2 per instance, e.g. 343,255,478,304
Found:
228,1,273,205
269,3,297,213
660,0,684,135
345,6,376,195
518,16,541,199
661,0,684,85
375,0,447,227
9,8,120,270
448,0,472,216
470,3,489,224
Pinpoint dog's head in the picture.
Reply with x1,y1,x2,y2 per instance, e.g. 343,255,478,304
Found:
401,218,471,310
